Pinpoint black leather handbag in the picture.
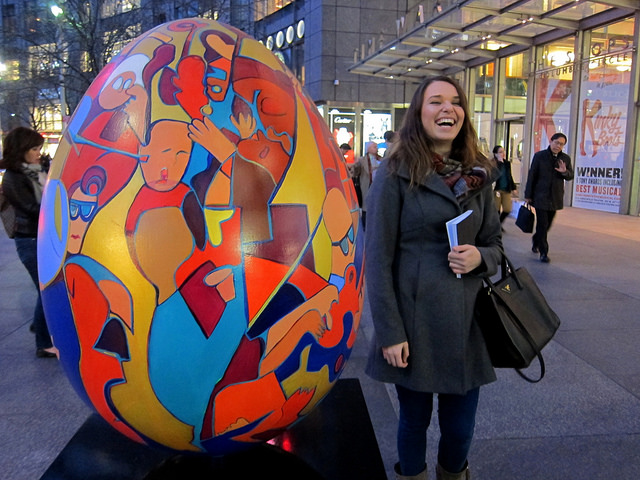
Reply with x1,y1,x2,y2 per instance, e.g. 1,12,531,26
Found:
515,203,535,233
475,255,561,382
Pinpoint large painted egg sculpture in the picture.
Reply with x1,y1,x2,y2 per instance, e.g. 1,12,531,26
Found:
38,18,364,455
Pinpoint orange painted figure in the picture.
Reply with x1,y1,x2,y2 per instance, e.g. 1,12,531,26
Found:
38,18,364,455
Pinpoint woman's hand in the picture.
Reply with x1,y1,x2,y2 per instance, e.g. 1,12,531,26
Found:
448,245,482,275
382,341,409,368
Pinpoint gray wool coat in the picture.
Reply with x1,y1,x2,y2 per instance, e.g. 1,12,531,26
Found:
364,160,503,395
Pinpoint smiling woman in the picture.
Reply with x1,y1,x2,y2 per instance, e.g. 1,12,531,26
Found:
364,75,502,480
385,76,488,187
421,82,464,155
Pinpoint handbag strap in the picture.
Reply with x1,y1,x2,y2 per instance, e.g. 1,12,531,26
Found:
489,254,522,290
516,356,545,383
485,254,546,383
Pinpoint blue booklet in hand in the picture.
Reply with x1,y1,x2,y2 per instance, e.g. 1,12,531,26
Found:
446,210,473,278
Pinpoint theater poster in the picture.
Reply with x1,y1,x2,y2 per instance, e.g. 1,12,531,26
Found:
572,54,631,213
532,74,572,154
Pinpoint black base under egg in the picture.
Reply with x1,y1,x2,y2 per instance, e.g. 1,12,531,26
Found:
40,378,386,480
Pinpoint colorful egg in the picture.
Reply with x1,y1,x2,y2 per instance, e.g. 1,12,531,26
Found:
38,18,364,455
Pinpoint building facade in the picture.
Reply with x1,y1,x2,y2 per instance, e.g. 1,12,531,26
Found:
254,0,413,157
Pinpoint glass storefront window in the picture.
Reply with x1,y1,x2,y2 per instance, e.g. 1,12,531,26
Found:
504,53,528,115
496,52,529,184
532,35,576,154
254,0,293,21
361,109,392,155
34,105,63,135
0,59,20,81
473,63,493,157
572,18,635,213
329,108,356,150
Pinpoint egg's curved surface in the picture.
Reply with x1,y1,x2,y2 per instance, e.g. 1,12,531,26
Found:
38,18,364,455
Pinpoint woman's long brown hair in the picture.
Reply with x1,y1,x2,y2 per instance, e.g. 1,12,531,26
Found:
387,75,492,186
0,127,44,171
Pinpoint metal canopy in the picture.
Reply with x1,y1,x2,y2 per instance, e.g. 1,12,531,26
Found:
347,0,639,81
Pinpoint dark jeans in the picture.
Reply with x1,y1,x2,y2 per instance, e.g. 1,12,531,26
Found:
15,237,52,350
352,177,362,207
532,209,557,256
395,385,480,476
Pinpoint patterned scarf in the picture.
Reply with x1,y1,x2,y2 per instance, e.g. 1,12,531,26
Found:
21,162,45,204
432,154,487,198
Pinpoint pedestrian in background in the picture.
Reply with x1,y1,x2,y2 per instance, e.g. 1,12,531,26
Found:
0,127,57,358
340,143,361,206
382,130,398,157
339,142,355,165
492,145,517,228
349,141,379,229
366,141,383,180
525,132,574,263
365,76,502,480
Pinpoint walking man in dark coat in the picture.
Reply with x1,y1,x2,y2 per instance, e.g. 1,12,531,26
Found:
525,132,574,263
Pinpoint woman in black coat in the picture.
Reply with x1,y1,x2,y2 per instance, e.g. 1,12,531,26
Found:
1,127,57,358
492,145,517,226
365,76,502,480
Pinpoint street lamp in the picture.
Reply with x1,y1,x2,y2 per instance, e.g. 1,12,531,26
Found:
50,5,63,17
0,61,5,136
49,4,67,125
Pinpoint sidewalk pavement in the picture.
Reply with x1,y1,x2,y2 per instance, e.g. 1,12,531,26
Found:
2,206,640,479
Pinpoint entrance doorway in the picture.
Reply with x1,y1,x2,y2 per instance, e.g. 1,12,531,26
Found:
496,118,524,186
